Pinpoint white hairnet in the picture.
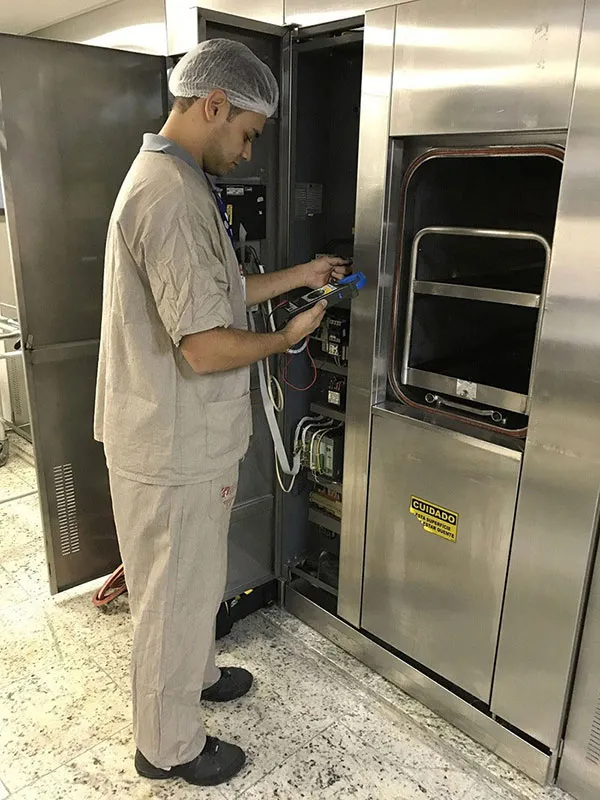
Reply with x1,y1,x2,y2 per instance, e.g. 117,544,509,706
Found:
169,39,279,118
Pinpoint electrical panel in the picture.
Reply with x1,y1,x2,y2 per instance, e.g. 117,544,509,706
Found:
216,184,267,241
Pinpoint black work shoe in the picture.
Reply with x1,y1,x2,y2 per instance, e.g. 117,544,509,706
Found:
135,736,245,786
201,667,254,702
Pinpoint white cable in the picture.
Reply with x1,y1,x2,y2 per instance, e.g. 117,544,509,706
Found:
249,310,300,477
286,339,308,355
264,355,284,411
275,451,296,493
256,261,309,355
313,428,331,475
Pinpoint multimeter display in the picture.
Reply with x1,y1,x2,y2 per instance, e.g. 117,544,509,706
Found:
280,272,366,323
304,285,340,302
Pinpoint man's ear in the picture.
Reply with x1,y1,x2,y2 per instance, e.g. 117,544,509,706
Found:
204,89,228,121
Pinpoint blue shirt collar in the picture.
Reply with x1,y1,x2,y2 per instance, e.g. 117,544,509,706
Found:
140,133,205,179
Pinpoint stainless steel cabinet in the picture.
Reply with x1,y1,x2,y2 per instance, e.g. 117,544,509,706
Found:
362,407,521,701
0,34,165,592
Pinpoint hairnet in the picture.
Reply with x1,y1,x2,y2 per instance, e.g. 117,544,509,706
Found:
169,39,279,118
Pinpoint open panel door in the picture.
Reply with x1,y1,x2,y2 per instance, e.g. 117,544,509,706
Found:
193,9,289,598
0,35,167,593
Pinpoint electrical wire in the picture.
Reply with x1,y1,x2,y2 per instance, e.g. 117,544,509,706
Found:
281,340,318,391
275,453,296,493
92,565,127,607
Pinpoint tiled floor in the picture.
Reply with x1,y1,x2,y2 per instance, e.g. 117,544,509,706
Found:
0,441,573,799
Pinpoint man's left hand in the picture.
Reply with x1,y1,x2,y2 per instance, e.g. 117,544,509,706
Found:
300,256,352,290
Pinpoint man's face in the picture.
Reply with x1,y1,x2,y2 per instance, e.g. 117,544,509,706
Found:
203,108,266,176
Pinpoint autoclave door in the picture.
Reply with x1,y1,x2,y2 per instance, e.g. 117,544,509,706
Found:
0,34,167,593
194,9,288,595
362,408,521,702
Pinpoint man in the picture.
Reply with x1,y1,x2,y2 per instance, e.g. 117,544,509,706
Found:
94,39,348,787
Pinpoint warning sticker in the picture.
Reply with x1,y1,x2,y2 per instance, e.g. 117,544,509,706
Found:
410,496,458,542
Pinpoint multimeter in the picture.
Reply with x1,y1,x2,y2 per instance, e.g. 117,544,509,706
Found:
279,272,366,322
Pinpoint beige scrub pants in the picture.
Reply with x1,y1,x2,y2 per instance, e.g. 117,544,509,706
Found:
108,464,239,769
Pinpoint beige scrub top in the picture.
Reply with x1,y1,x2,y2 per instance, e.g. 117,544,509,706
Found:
94,135,251,485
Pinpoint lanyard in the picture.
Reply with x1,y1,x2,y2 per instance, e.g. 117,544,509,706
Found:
204,173,236,249
203,172,246,292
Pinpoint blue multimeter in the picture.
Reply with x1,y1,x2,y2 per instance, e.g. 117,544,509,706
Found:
280,272,366,322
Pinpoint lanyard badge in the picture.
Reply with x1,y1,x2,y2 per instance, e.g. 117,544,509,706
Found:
205,174,246,287
210,182,236,248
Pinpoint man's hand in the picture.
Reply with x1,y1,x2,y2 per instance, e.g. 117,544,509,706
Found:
300,256,352,290
282,300,327,348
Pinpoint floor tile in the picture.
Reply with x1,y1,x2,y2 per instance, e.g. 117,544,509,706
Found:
408,710,500,770
42,584,132,652
339,692,470,775
5,455,38,490
0,562,28,606
241,722,446,800
410,766,476,800
0,466,31,503
3,546,50,597
0,599,77,689
260,608,549,799
476,758,556,800
0,595,575,800
10,727,226,800
0,655,130,792
262,606,438,722
89,627,132,693
205,615,353,799
7,432,34,459
0,495,43,562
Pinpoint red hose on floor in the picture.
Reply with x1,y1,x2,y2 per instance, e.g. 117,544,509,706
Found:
92,564,127,607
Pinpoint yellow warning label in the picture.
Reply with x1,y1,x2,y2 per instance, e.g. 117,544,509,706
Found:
227,204,234,225
410,496,458,542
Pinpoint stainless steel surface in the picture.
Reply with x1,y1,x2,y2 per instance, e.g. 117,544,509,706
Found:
412,281,541,309
337,4,397,627
400,226,550,414
25,345,119,593
425,394,505,424
285,1,390,26
405,369,529,415
362,406,521,702
285,585,551,785
492,0,600,750
386,141,566,437
558,537,600,800
0,34,166,593
167,0,284,54
408,224,549,310
0,37,165,349
390,0,585,136
5,353,30,440
33,0,167,54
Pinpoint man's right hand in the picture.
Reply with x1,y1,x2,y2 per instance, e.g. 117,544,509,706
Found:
282,300,327,349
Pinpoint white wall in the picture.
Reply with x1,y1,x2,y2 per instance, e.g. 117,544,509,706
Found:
33,0,167,55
